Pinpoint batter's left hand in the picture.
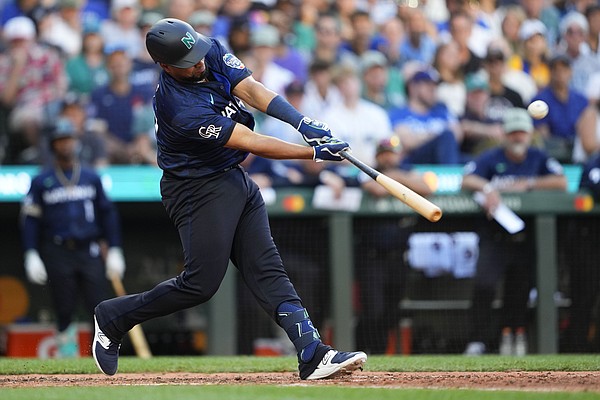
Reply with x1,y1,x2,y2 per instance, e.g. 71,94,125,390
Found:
313,138,350,162
106,247,126,279
298,117,332,146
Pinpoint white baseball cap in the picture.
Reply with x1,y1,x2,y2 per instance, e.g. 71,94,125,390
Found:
3,16,36,41
519,19,547,41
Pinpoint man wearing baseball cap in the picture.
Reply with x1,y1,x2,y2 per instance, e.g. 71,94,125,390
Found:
0,16,66,164
461,108,566,356
388,65,461,165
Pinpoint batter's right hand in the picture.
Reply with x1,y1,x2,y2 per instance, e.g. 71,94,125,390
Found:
313,138,350,162
24,249,48,285
298,117,332,146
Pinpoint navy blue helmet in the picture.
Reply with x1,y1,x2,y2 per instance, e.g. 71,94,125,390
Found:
145,18,212,68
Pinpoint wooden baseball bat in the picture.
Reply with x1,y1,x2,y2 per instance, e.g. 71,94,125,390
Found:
109,275,153,359
340,150,442,222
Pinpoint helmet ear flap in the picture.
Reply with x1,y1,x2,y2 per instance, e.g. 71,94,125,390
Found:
145,18,212,68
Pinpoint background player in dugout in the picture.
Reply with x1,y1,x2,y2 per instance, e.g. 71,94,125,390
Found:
92,18,367,380
20,118,126,358
461,108,566,356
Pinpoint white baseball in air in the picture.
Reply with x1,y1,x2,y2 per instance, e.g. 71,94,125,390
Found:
527,100,549,119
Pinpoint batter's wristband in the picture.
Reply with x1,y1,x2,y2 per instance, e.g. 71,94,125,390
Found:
265,95,304,129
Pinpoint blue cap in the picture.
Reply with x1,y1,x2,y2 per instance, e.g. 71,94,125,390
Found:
104,42,128,56
408,68,439,84
51,118,76,142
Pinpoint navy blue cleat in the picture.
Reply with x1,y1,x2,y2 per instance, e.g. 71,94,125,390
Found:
92,315,121,376
299,344,367,380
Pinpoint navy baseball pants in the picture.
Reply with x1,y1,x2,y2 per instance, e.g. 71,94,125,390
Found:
41,240,109,332
95,166,302,340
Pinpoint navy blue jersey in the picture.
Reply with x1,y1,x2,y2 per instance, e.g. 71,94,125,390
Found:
153,38,254,177
21,165,121,251
579,154,600,200
464,147,564,188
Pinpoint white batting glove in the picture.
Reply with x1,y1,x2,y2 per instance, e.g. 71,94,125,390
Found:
24,249,48,285
106,247,126,280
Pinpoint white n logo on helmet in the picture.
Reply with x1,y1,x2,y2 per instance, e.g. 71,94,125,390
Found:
181,32,196,49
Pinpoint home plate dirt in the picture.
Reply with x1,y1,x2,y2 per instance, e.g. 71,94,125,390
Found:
2,371,600,391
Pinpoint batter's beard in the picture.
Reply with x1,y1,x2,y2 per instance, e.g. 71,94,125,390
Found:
180,68,209,83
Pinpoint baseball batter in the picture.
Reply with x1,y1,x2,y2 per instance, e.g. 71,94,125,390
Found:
92,18,367,380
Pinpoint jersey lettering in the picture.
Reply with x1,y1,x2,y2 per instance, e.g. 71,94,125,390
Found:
221,101,238,118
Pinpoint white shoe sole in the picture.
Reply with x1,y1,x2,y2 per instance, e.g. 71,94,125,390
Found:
305,352,367,380
92,316,104,374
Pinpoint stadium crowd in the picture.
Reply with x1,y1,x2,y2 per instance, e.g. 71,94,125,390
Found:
1,0,599,174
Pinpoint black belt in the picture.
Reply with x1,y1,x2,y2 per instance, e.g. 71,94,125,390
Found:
163,164,240,180
52,237,94,250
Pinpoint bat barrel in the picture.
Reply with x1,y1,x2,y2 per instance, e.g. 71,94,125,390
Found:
340,150,442,222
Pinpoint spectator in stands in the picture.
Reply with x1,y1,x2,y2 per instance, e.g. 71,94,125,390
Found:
269,9,309,84
131,11,163,91
531,54,592,163
461,107,566,356
508,19,550,89
483,44,526,112
247,24,295,100
321,64,393,167
300,59,342,121
359,50,405,111
312,13,355,66
37,0,84,58
375,16,404,67
460,71,504,160
460,45,528,158
572,91,600,165
355,137,432,354
188,9,216,37
0,16,67,165
330,0,358,44
389,65,462,165
100,0,143,59
488,37,538,104
341,10,380,60
211,0,255,43
500,5,527,55
447,11,484,75
87,45,155,164
555,11,600,94
293,1,319,58
433,40,466,117
519,0,561,49
165,0,195,23
64,17,109,99
399,7,437,68
0,0,46,26
225,15,252,55
281,158,350,199
585,4,600,56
